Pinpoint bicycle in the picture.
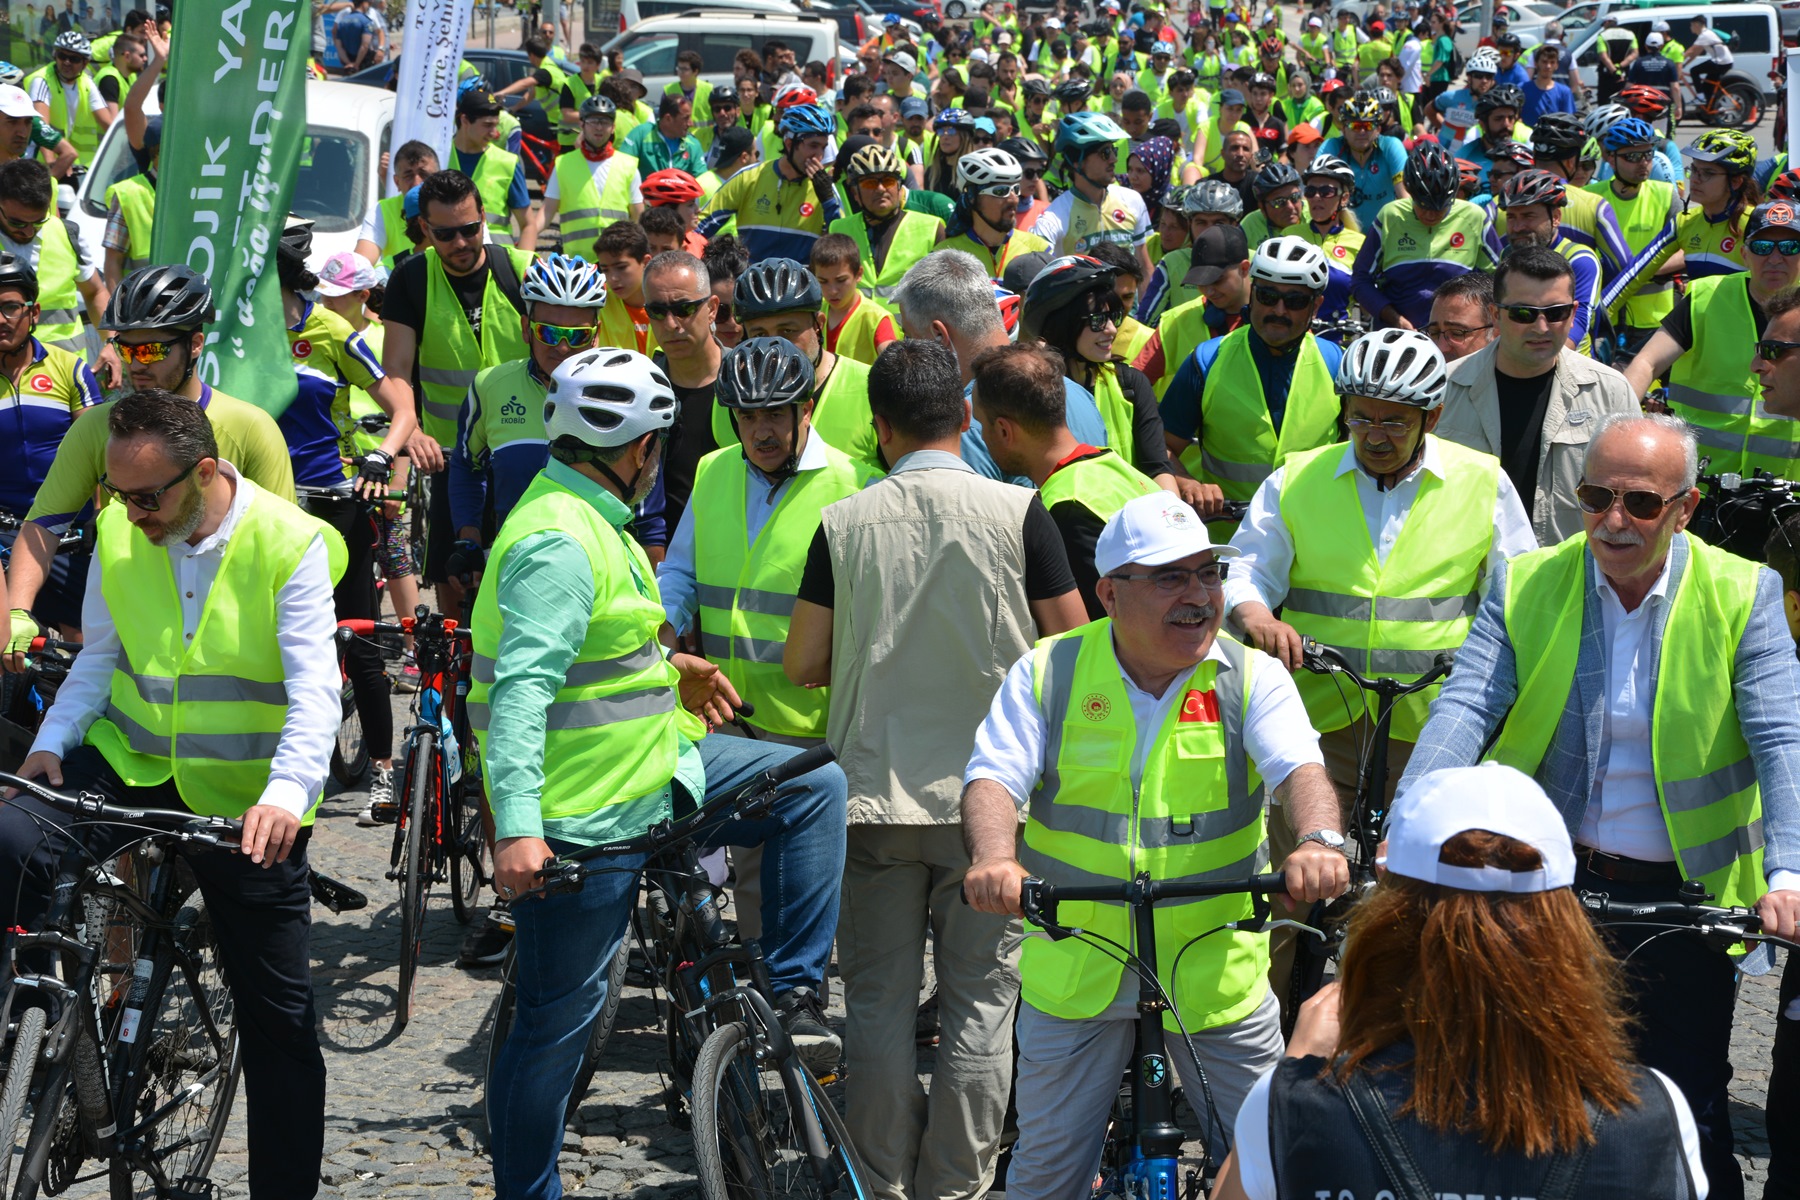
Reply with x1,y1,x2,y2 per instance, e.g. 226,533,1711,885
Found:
1019,870,1304,1200
0,770,242,1200
1690,464,1800,562
1,636,78,769
1580,879,1800,958
510,743,870,1200
338,607,492,1033
1680,68,1764,130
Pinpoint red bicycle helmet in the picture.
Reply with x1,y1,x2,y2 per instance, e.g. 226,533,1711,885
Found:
1617,84,1672,121
1498,168,1567,210
643,169,705,207
1769,169,1800,203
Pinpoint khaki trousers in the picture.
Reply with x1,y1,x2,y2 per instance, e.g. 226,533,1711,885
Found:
839,824,1022,1200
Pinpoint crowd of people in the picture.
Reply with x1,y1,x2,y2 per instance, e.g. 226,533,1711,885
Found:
0,0,1797,1198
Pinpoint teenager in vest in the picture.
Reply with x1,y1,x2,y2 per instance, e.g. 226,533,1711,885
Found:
449,88,540,251
1624,201,1800,480
784,339,1087,1200
961,488,1350,1200
1224,327,1537,1009
971,341,1160,616
1497,169,1603,356
25,31,106,167
3,390,345,1200
811,233,898,367
1213,763,1710,1200
477,347,849,1198
0,157,112,377
542,95,642,265
1351,140,1501,332
829,142,945,311
1398,413,1800,1200
1588,117,1681,358
354,140,439,271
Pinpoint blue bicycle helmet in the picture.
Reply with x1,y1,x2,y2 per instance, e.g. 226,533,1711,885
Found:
778,103,836,140
1603,117,1658,152
934,108,977,132
1053,112,1127,165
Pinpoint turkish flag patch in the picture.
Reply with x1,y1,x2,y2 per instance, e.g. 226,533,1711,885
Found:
1179,689,1220,723
1449,232,1465,248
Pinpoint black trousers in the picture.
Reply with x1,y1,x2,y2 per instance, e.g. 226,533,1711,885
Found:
1767,950,1800,1200
0,746,325,1200
1578,863,1744,1200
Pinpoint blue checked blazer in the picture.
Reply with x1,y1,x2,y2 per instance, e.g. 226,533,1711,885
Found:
1397,533,1800,879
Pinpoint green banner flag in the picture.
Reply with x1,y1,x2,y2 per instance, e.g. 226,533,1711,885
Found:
150,0,309,416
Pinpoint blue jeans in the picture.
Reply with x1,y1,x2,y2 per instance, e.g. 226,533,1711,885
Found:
487,736,847,1200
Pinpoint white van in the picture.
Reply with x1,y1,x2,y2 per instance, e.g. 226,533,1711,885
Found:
1564,3,1781,99
598,0,803,39
604,12,842,97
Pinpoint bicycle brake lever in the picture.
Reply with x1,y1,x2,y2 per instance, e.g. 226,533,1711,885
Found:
1239,917,1327,941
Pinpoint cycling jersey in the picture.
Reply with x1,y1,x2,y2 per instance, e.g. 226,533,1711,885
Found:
1492,185,1632,280
939,226,1052,280
696,159,845,266
1603,203,1749,319
283,299,386,489
1318,134,1407,229
0,337,102,515
1032,185,1151,257
450,357,550,535
1352,198,1502,330
1430,86,1479,143
1591,178,1682,330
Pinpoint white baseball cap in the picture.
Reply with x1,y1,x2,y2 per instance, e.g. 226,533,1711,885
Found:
1307,15,1323,27
882,49,918,74
315,250,386,296
1045,16,1062,28
0,85,33,120
1382,765,1577,894
969,47,991,64
1093,493,1239,577
998,30,1014,44
1646,31,1665,47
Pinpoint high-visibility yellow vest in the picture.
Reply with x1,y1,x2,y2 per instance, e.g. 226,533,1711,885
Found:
466,145,523,245
553,149,638,263
691,439,877,737
372,192,411,270
105,173,154,274
1020,622,1269,1030
25,66,103,163
417,245,532,447
468,467,685,819
1039,447,1160,518
1152,296,1230,401
1115,316,1155,368
84,488,348,823
1090,363,1136,463
828,294,890,366
597,290,656,355
1487,534,1766,914
558,72,597,149
1666,273,1800,478
1277,437,1499,741
940,226,1051,280
92,62,131,103
1192,328,1338,499
30,217,83,355
1588,177,1679,330
534,59,568,114
828,208,943,306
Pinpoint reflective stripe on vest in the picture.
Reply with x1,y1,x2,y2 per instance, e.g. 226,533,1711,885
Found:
1019,622,1269,1029
1192,328,1339,501
1667,272,1800,477
1278,437,1498,740
32,218,82,353
83,490,348,822
468,146,522,243
1486,534,1766,915
417,246,531,447
553,150,638,262
832,209,943,303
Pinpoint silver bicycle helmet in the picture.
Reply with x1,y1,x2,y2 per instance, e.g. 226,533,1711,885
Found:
1335,328,1447,410
522,253,608,309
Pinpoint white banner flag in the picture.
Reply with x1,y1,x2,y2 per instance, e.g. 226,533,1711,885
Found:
389,0,475,194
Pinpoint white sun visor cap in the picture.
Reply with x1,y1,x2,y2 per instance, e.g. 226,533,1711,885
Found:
0,86,33,120
1382,764,1577,893
1093,492,1240,578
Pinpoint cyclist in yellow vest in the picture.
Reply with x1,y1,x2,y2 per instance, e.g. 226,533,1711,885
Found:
478,347,850,1194
1396,411,1800,1196
0,157,113,377
811,233,897,366
492,34,569,128
1624,201,1800,479
24,31,108,166
941,144,1051,279
961,488,1349,1197
101,116,156,292
1496,169,1603,356
2,389,343,1198
544,95,642,264
828,142,943,311
1589,117,1681,355
658,335,879,742
354,140,438,271
90,31,144,114
450,88,540,250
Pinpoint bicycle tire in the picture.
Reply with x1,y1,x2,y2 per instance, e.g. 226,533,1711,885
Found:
106,899,241,1200
448,782,488,926
331,680,368,787
484,939,630,1130
396,729,435,1033
0,1005,47,1196
693,1021,868,1200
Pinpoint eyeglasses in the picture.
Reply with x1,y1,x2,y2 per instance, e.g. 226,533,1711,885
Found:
1345,415,1415,435
530,320,599,348
1425,322,1493,340
0,300,32,321
100,461,197,512
1106,562,1229,590
1613,148,1655,164
857,174,902,191
1575,481,1688,520
643,297,711,321
428,220,485,243
1253,285,1315,310
1501,302,1575,325
1689,166,1727,184
1081,305,1124,332
1303,183,1340,198
1749,238,1800,257
109,335,183,364
1756,337,1800,363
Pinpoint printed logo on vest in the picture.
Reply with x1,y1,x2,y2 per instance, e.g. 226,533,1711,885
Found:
801,201,816,218
1395,231,1417,250
292,339,312,358
1081,692,1113,721
27,373,52,393
1331,244,1348,258
1179,689,1220,723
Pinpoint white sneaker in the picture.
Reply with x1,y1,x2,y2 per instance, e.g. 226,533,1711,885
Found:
357,765,395,826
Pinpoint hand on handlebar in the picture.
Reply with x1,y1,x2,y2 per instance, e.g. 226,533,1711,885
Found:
406,431,445,474
3,609,40,674
1236,607,1305,672
1759,888,1800,942
353,450,394,500
494,835,555,902
1281,841,1350,910
239,804,300,867
2,751,62,799
1174,476,1228,517
964,857,1030,917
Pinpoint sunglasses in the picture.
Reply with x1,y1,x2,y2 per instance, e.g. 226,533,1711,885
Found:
530,320,598,348
101,461,197,512
1253,285,1314,310
1021,168,1043,182
643,297,711,321
977,183,1021,199
1501,302,1575,325
1266,191,1304,207
428,220,485,243
1749,238,1800,257
1082,305,1124,332
857,174,903,191
1575,481,1688,520
1303,183,1340,198
1756,337,1800,363
1348,121,1377,132
53,51,85,63
1613,148,1655,164
110,335,184,364
0,210,48,233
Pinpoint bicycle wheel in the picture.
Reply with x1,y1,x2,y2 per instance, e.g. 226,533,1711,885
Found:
483,945,516,1137
395,730,436,1033
330,680,368,787
107,899,241,1200
484,940,630,1130
692,1021,868,1200
448,781,489,926
0,1005,47,1195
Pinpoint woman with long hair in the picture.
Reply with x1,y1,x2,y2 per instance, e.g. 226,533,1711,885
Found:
1215,764,1708,1200
923,108,975,195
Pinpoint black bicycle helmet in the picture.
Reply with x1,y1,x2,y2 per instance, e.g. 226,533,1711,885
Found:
0,252,40,301
1530,111,1587,160
1252,161,1301,202
999,136,1048,169
1476,83,1524,119
1341,89,1382,124
1051,78,1092,104
1019,254,1117,346
1022,76,1053,99
716,337,814,410
1404,141,1459,210
1498,168,1568,210
733,258,823,318
278,215,313,275
104,264,216,332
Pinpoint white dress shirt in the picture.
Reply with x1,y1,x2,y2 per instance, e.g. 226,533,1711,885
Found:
31,463,343,820
657,427,834,632
1221,438,1539,618
1582,554,1678,861
964,633,1325,808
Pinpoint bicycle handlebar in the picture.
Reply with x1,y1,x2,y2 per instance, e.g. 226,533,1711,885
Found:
1298,638,1454,695
25,636,82,657
1579,891,1762,933
1021,871,1287,936
0,771,242,849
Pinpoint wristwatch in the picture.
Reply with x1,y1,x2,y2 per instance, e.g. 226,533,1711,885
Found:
1297,829,1347,855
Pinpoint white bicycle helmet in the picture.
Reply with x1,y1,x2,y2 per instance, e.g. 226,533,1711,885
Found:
544,349,677,450
521,253,608,309
1465,46,1501,75
1583,103,1633,142
52,30,90,58
957,147,1023,192
1335,328,1447,410
1249,236,1330,292
0,62,23,86
1303,153,1356,192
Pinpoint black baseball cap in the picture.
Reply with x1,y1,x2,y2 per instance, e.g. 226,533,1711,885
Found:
1183,223,1250,287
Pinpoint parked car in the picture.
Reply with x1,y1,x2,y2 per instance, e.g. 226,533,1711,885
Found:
604,12,842,94
1564,1,1781,98
339,46,537,91
612,0,802,36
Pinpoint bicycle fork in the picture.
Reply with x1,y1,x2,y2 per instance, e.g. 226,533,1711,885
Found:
1123,891,1186,1200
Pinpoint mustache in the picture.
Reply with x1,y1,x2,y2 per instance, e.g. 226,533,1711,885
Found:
1592,527,1645,547
1167,604,1217,624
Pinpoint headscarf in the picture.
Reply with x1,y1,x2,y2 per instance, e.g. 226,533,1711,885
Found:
1125,135,1176,222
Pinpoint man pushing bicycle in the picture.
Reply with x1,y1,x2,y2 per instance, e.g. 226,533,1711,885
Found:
961,491,1349,1199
